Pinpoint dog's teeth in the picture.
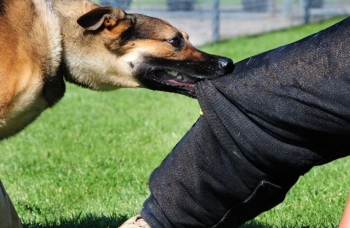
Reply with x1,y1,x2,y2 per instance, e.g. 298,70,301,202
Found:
167,70,178,76
166,70,187,81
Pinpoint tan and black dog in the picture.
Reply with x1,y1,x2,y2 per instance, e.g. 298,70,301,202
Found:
0,0,234,226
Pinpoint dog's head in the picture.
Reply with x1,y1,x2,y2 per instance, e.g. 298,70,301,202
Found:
75,6,234,97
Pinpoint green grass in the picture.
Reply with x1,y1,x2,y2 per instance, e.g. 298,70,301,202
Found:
1,16,349,227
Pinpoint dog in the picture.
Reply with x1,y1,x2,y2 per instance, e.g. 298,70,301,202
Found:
0,0,234,140
0,0,234,226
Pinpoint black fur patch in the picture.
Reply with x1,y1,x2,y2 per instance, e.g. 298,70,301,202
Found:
43,64,66,107
0,0,6,15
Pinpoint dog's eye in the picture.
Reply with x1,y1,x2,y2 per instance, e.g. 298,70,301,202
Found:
168,37,181,47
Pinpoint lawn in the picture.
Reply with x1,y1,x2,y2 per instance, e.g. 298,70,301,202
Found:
1,16,349,227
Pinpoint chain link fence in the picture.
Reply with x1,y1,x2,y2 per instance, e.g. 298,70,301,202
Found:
95,0,350,46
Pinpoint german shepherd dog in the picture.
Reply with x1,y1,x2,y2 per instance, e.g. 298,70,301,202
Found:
0,0,234,226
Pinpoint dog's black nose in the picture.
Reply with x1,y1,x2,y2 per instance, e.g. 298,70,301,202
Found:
219,57,235,74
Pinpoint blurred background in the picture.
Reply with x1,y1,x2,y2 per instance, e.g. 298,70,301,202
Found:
93,0,350,46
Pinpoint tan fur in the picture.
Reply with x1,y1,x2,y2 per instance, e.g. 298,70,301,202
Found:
0,0,61,138
54,1,141,90
0,0,139,139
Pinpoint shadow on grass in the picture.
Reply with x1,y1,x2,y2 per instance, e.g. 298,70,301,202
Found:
241,219,272,228
22,213,128,228
23,216,312,228
23,217,273,228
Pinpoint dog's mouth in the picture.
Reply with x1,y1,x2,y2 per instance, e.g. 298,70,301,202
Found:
155,69,199,86
140,68,201,98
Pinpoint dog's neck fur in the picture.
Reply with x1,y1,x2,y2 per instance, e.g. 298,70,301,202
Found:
50,0,140,90
31,0,62,78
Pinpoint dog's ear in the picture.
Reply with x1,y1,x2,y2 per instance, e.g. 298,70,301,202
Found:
77,7,126,31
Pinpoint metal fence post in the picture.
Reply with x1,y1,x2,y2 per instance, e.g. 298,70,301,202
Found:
212,0,220,43
283,0,292,19
304,0,311,24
